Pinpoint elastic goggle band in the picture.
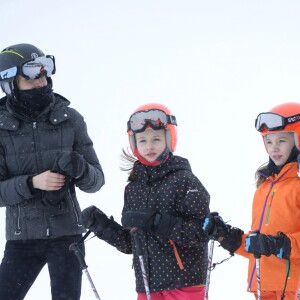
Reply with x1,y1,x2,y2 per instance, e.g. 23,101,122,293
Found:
255,112,300,132
0,55,55,81
127,109,177,133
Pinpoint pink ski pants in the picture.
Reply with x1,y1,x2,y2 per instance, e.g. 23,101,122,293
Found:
137,286,205,300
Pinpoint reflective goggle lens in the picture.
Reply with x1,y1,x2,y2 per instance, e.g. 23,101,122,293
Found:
127,109,177,133
21,55,55,80
255,113,284,131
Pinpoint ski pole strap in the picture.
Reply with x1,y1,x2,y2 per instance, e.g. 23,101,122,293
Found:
69,242,87,269
208,253,234,271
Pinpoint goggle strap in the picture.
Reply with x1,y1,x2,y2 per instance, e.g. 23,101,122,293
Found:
286,113,300,125
167,115,177,126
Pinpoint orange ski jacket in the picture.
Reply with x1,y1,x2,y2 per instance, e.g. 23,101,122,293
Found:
235,162,300,292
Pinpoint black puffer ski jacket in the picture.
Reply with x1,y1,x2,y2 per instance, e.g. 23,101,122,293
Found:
102,154,210,293
0,93,104,240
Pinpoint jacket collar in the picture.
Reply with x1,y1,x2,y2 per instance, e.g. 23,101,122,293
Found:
265,162,297,182
0,93,70,130
133,154,192,183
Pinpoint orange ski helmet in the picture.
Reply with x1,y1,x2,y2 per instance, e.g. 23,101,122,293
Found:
127,103,178,154
255,102,300,150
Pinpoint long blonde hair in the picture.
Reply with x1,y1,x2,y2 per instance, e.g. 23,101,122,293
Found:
255,162,269,188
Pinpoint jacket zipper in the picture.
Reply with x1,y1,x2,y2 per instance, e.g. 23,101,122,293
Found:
14,205,21,235
33,121,51,236
67,190,81,226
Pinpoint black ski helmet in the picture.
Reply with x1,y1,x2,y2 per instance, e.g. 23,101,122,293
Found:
0,43,56,95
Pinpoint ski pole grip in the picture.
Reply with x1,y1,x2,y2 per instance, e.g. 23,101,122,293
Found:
69,242,88,269
249,230,261,259
78,230,92,244
130,227,143,256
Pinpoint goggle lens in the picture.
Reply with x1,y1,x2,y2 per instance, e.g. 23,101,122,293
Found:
127,109,177,133
21,55,55,80
255,113,284,131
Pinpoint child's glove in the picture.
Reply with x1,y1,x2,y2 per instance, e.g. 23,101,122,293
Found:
245,232,291,259
121,208,179,237
55,151,87,179
203,212,244,254
203,212,228,240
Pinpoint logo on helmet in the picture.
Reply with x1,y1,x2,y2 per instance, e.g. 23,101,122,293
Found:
31,53,39,59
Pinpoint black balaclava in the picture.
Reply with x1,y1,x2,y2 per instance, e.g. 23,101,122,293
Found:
7,81,54,121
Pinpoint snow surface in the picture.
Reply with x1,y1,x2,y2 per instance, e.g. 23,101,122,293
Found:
1,0,300,299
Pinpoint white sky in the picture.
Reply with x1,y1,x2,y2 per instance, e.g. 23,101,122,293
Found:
1,1,300,299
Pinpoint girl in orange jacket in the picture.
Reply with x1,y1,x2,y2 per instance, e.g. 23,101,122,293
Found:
203,102,300,300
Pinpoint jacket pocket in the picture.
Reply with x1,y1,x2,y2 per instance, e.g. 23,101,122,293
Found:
169,239,184,270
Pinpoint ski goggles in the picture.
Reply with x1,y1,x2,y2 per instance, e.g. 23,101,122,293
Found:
127,109,177,133
0,55,55,82
255,112,300,132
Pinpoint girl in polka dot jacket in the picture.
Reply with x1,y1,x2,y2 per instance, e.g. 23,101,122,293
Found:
82,103,210,300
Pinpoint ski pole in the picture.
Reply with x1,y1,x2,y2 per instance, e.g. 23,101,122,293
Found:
69,232,101,300
249,230,261,300
204,240,214,300
130,227,151,300
255,254,261,300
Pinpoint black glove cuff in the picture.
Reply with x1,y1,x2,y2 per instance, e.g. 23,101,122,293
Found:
220,227,244,254
275,232,291,260
96,218,123,242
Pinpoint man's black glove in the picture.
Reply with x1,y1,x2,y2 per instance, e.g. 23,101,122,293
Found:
203,212,244,254
82,205,111,233
54,151,87,179
245,231,291,259
121,208,178,237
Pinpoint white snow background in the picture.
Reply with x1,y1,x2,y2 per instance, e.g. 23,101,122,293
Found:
1,1,300,299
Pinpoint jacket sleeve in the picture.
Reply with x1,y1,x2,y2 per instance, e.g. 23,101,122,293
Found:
0,175,36,206
0,142,37,206
69,108,105,193
234,232,252,258
284,232,300,260
95,219,133,254
169,172,210,247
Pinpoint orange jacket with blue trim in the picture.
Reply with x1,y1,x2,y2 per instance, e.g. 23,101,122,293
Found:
235,162,300,292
